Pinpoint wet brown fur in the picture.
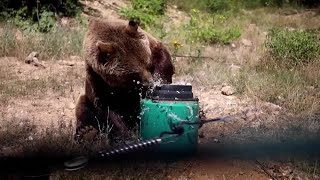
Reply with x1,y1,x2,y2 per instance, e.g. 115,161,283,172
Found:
75,18,174,143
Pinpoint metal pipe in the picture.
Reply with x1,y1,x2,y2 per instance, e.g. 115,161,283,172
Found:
98,138,162,157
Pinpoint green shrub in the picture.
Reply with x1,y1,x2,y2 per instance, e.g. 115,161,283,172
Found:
0,0,81,32
170,0,237,13
206,0,232,13
170,0,317,13
37,11,56,33
131,0,167,15
0,24,17,57
0,0,80,18
266,28,320,67
289,0,320,7
185,10,241,44
240,0,319,8
120,0,167,27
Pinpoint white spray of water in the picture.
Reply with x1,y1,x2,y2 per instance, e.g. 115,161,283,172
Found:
170,81,192,85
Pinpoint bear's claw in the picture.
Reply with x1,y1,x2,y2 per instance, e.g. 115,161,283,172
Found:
74,126,99,143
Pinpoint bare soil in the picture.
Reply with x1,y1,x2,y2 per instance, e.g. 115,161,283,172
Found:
1,56,319,179
0,1,319,179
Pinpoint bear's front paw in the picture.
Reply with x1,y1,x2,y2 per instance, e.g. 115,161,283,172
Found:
75,125,99,143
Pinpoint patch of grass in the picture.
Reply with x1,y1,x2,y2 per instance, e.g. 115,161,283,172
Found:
0,0,81,32
0,24,17,57
171,42,319,116
0,117,79,158
0,118,38,147
232,64,320,114
146,4,320,116
265,28,320,67
119,0,167,28
170,0,311,13
0,77,65,104
0,23,85,60
0,62,67,104
184,10,242,45
244,7,320,30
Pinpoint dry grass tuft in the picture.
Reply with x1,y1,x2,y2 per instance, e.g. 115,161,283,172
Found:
0,117,111,158
0,24,85,61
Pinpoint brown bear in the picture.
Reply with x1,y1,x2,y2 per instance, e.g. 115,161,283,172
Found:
75,18,174,144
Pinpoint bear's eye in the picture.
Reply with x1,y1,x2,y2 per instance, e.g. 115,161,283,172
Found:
98,52,111,64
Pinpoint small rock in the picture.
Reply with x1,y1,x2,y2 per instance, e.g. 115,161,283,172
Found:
25,52,45,68
61,17,70,27
246,111,257,121
93,1,99,6
15,30,23,41
231,43,236,48
221,86,235,96
34,76,40,80
239,171,244,175
25,52,39,63
229,64,241,76
264,102,281,111
307,86,315,90
213,138,220,143
67,102,75,109
198,131,205,138
241,38,253,47
58,60,76,66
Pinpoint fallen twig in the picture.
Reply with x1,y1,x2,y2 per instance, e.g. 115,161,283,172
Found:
255,159,278,180
174,55,214,60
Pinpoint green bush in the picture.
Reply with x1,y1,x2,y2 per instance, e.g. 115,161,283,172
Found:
266,28,320,67
206,0,232,13
240,0,285,8
240,0,319,8
185,10,241,44
289,0,320,7
194,26,241,44
170,0,237,13
170,0,318,13
0,0,80,32
0,0,80,18
131,0,167,15
120,0,167,27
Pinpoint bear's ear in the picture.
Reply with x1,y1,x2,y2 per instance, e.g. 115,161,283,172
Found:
126,20,139,36
96,41,114,54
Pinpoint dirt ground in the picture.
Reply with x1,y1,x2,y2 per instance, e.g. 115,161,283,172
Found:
1,56,319,179
0,0,320,179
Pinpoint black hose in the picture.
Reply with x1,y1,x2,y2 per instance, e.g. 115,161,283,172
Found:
97,138,162,158
179,117,222,126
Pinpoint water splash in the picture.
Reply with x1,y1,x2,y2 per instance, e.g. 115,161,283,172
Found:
170,81,192,85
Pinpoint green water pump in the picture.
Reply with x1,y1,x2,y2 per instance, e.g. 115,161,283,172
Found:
140,85,200,154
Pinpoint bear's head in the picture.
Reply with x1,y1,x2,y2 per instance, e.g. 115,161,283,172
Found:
87,19,155,89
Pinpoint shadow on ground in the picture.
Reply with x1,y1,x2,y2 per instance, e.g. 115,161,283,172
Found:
0,132,319,179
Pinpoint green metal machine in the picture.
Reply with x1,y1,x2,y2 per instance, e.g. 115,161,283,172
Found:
140,85,200,155
63,85,228,170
